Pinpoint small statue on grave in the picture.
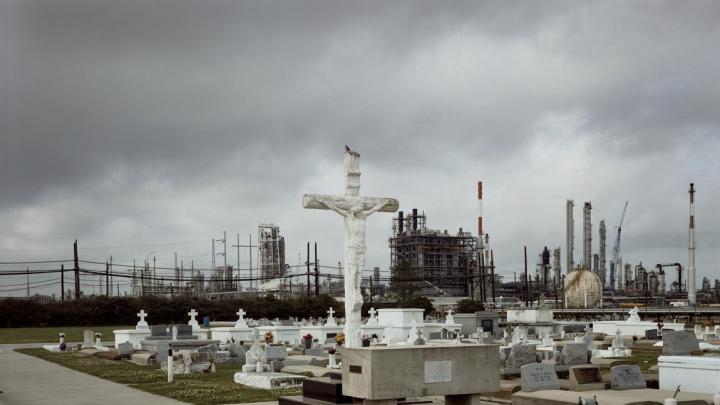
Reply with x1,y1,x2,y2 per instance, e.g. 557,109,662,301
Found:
58,333,67,352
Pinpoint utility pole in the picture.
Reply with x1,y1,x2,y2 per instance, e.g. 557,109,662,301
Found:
61,265,65,301
105,261,110,296
314,242,319,297
109,256,113,296
306,242,311,297
26,266,30,297
73,240,80,299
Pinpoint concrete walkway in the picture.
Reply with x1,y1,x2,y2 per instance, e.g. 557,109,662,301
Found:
0,344,186,405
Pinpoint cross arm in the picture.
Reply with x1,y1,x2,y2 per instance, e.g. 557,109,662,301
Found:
303,194,399,213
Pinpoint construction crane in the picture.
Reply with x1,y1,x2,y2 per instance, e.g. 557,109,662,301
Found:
609,202,629,292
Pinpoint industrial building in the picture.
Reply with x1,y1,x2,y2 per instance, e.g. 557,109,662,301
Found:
389,209,478,297
258,224,286,281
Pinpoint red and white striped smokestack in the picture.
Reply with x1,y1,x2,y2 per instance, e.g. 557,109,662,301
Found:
688,183,696,305
477,181,483,237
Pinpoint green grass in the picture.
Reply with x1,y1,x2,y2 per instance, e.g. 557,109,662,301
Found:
0,325,133,344
17,348,301,405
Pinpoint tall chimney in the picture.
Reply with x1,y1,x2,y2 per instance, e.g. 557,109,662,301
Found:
599,220,607,287
553,248,561,285
412,208,418,231
566,199,575,272
688,183,696,305
398,211,404,234
583,202,592,269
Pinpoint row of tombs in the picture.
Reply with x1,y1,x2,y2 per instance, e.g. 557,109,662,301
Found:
42,307,720,405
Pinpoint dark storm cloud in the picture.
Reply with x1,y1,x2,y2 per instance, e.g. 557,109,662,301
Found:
1,0,720,295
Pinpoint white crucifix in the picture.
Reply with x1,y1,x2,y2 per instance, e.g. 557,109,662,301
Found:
136,310,149,330
303,148,398,348
235,308,248,329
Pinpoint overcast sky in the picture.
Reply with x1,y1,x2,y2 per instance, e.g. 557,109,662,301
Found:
1,0,719,297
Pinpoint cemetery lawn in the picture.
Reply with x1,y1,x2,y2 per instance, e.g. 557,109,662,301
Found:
17,348,301,405
0,325,132,344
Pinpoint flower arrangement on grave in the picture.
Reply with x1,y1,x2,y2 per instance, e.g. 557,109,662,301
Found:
264,331,274,343
336,332,345,346
361,334,370,347
328,347,337,355
303,333,313,349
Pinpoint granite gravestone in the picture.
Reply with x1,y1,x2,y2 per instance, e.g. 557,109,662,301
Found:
520,363,561,392
569,365,605,391
117,342,134,356
83,330,94,347
561,342,589,366
662,331,700,355
507,344,538,369
610,365,646,390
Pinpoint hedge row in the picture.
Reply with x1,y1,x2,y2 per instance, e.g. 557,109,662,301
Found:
0,295,436,328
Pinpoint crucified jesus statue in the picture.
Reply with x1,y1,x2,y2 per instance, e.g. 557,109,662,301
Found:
303,148,398,348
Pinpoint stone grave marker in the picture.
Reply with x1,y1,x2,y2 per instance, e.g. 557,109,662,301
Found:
305,347,327,357
507,344,538,368
117,342,134,356
662,331,700,355
645,329,659,340
520,363,560,392
151,325,168,337
176,324,194,338
610,364,646,390
569,365,605,391
83,330,94,347
561,342,589,366
266,344,287,360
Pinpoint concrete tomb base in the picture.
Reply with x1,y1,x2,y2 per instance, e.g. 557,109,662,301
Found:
233,372,306,389
341,344,499,401
658,355,720,395
512,389,715,405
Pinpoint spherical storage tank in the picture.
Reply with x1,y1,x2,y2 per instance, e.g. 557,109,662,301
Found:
564,268,602,308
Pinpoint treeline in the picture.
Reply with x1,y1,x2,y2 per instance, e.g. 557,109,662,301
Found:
0,295,436,328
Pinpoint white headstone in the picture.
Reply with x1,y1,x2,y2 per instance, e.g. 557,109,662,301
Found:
188,309,199,330
368,307,378,325
303,148,398,348
83,330,94,347
136,310,149,330
326,307,337,327
235,308,248,329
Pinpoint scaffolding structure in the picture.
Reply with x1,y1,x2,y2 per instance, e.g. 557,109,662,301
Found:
389,209,478,297
258,224,286,283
